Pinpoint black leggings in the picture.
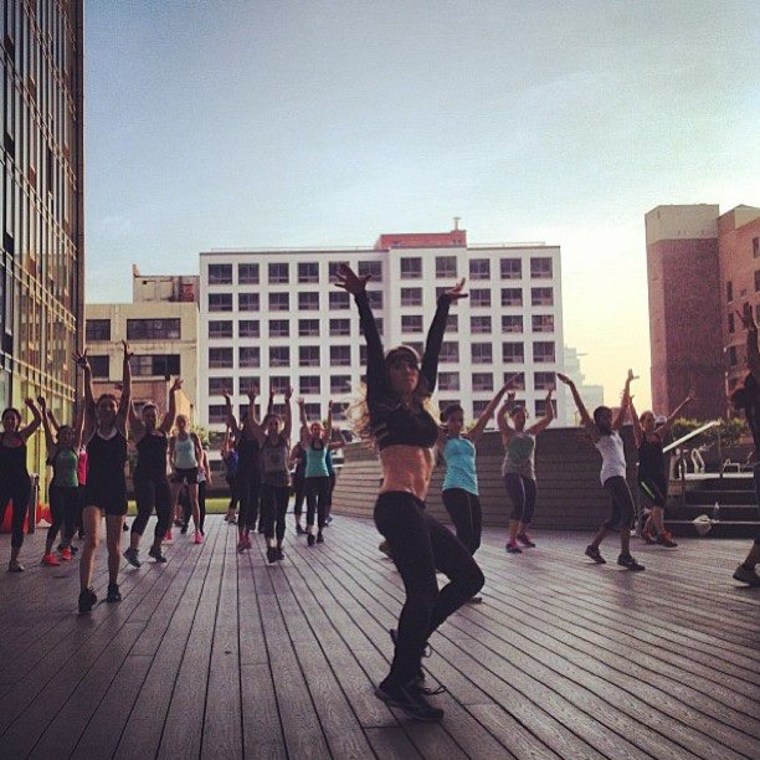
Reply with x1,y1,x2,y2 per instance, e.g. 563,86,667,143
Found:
292,476,305,518
602,476,636,531
305,476,330,530
47,484,79,545
442,488,482,555
236,466,260,531
261,483,290,542
132,474,172,543
374,491,484,686
503,473,537,523
0,477,30,549
182,481,207,532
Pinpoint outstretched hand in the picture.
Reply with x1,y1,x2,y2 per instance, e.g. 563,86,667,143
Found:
444,278,468,302
170,377,183,392
555,372,572,386
334,263,370,295
122,340,133,361
74,349,89,369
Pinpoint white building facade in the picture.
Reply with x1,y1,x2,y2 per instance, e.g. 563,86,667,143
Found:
198,234,567,465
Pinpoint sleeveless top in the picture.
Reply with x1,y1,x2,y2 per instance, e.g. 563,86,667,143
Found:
595,431,627,485
261,436,290,487
86,428,127,490
501,432,536,480
50,447,79,488
442,436,478,495
135,432,169,479
0,433,29,480
304,442,329,479
173,434,197,469
637,434,665,483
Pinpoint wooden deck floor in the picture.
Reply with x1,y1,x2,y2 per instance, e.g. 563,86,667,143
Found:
0,514,759,760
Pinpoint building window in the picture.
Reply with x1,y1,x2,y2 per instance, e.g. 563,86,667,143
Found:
532,314,554,333
89,355,109,378
471,316,492,334
473,400,491,418
401,288,423,307
208,293,233,312
447,314,458,333
728,312,735,334
472,372,494,391
270,376,291,394
469,259,490,280
367,290,383,310
471,343,492,364
440,342,460,363
269,320,289,338
358,261,382,281
400,257,422,279
436,256,457,279
85,319,111,341
269,346,290,367
304,403,321,421
298,262,319,283
330,319,350,337
535,399,557,418
501,288,523,307
238,320,259,338
401,315,423,333
502,315,523,333
328,262,343,279
727,345,738,367
331,402,348,422
238,263,259,284
329,291,350,310
533,341,556,363
754,271,760,293
534,371,555,390
239,376,260,394
531,287,553,306
208,320,233,339
530,257,553,279
127,318,181,340
269,293,290,312
330,375,352,394
504,371,525,390
299,319,320,337
208,377,233,396
209,348,233,369
438,372,460,391
238,346,260,368
330,345,351,366
500,258,522,279
238,292,260,312
300,376,321,395
299,346,321,367
502,342,525,363
268,262,289,284
208,404,228,424
406,341,424,357
133,355,181,377
470,289,491,308
727,281,733,302
754,237,760,258
208,263,233,284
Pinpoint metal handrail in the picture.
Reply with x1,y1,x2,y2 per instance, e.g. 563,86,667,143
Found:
663,419,721,454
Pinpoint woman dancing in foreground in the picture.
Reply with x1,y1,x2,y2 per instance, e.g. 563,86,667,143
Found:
557,370,645,571
336,263,483,722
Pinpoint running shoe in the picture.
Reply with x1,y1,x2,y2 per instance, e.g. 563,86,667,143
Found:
8,559,24,572
163,529,174,544
60,547,73,561
733,564,760,586
266,546,278,564
585,545,606,564
123,547,141,568
316,532,325,544
307,533,316,547
276,548,284,561
78,587,96,613
506,541,522,554
106,582,122,603
617,553,645,571
516,533,536,548
374,679,444,722
656,532,678,548
467,595,484,604
42,553,61,567
193,531,203,545
180,524,188,535
148,546,167,563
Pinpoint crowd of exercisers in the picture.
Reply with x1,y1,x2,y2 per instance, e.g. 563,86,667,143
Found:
1,265,759,722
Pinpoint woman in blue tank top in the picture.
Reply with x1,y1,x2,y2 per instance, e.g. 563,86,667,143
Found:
438,382,510,570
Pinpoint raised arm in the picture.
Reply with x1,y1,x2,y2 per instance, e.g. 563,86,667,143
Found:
282,387,293,441
75,349,96,440
740,303,760,380
128,400,144,438
18,398,43,442
497,391,516,445
612,369,635,431
556,372,596,434
267,389,275,418
528,388,555,436
468,381,510,443
36,397,56,453
73,397,85,450
421,279,467,393
222,390,240,444
629,396,643,448
658,390,695,436
116,341,133,436
245,388,265,444
324,400,334,443
298,397,309,437
160,377,183,434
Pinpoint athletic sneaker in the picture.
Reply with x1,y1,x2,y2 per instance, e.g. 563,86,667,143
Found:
276,548,284,561
467,595,484,604
733,564,760,586
617,553,645,571
656,532,678,548
516,533,536,548
123,547,141,568
60,547,73,561
148,546,167,563
307,533,316,547
266,546,278,564
316,532,325,544
42,553,60,567
78,587,97,613
506,541,522,554
374,679,444,722
8,559,24,572
193,531,203,545
585,545,606,564
163,529,174,544
106,583,122,603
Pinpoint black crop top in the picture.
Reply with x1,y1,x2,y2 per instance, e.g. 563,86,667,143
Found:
354,290,450,451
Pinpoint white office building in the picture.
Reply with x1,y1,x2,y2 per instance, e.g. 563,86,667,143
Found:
198,229,566,461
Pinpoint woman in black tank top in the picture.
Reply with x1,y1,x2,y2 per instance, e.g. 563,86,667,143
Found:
74,341,133,614
0,399,42,572
123,377,182,568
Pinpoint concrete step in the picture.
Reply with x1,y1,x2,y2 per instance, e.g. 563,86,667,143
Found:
665,519,759,539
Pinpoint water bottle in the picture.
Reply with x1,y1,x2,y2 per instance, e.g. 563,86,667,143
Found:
712,502,720,522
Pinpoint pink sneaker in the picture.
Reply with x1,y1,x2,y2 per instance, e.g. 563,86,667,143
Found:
163,529,174,544
42,553,60,567
193,531,203,545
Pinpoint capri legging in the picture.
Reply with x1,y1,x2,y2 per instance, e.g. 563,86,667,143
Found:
261,484,290,542
602,475,636,531
132,474,172,542
441,488,482,555
0,477,30,549
503,473,537,523
47,484,80,545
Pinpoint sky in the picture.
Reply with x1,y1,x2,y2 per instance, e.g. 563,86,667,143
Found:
84,0,760,410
